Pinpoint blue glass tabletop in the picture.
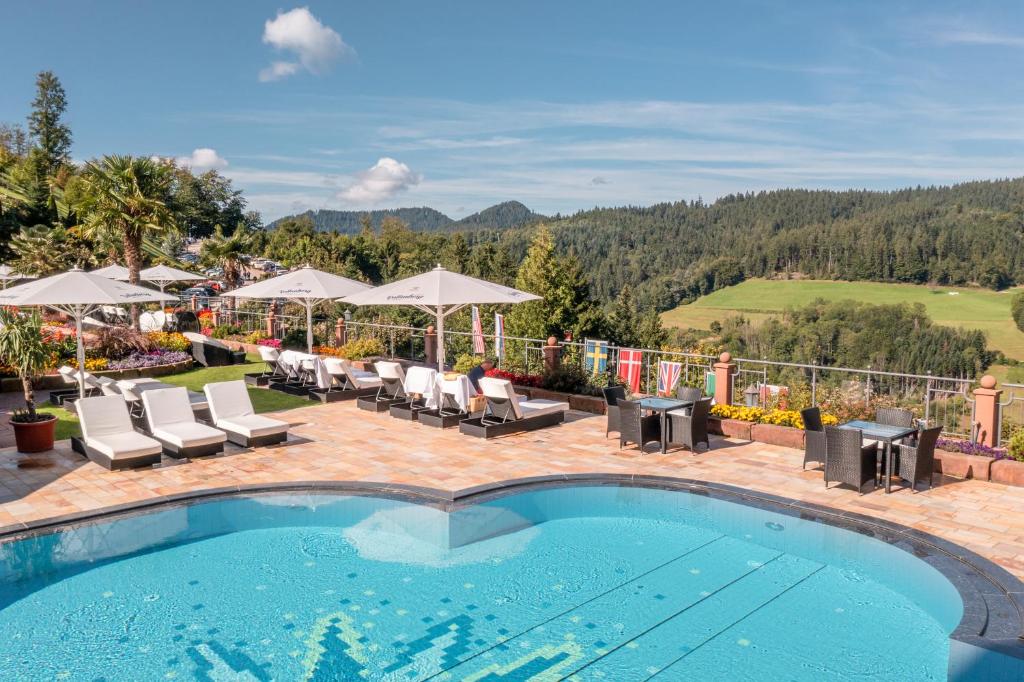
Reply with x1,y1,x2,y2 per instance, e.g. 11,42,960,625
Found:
840,420,916,440
638,397,689,411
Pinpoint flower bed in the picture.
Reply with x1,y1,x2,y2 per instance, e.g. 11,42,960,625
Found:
710,404,838,429
107,350,192,371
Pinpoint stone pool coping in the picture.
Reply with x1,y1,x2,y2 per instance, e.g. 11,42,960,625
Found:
1,473,1022,670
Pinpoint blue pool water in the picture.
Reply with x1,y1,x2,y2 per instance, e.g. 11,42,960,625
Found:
0,486,962,680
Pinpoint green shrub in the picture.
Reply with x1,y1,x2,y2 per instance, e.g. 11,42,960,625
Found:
208,324,242,340
453,353,480,374
1008,430,1024,462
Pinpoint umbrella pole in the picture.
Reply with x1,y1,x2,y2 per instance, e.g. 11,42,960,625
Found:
75,304,86,399
436,304,445,373
306,301,314,354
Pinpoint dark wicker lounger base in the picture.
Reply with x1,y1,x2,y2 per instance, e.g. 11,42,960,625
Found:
70,436,162,471
221,430,288,448
243,372,274,387
156,440,225,460
267,380,315,397
308,386,378,403
389,401,430,421
356,396,406,412
417,409,468,429
459,410,565,439
48,388,81,406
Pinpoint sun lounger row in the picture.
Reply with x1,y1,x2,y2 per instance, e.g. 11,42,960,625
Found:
73,380,289,470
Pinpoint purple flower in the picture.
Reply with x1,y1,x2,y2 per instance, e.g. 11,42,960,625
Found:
936,437,1008,459
107,350,191,371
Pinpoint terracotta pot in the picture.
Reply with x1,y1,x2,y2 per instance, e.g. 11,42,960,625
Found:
11,414,57,453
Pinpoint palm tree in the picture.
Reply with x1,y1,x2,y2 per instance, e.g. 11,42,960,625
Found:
73,155,177,326
200,223,256,288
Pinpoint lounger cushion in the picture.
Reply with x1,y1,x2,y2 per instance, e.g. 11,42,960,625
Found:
204,380,254,421
87,432,164,461
519,399,569,418
150,422,226,449
218,414,288,439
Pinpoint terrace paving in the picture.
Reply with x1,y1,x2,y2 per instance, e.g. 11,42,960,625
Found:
1,399,1024,581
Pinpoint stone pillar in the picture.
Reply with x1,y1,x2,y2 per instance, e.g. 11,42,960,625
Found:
266,309,276,338
190,295,198,312
542,336,561,374
334,318,345,347
973,375,1002,447
424,325,438,367
210,310,219,326
713,352,736,406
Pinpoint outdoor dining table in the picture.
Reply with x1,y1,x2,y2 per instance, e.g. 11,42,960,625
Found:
637,397,693,453
839,419,918,494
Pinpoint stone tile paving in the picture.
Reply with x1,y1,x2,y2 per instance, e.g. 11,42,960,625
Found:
1,399,1024,579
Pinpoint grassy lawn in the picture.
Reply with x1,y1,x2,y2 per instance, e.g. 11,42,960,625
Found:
662,278,1024,360
39,357,310,440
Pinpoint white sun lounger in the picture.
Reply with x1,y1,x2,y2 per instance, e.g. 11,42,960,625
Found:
74,395,163,470
459,377,568,438
324,357,382,390
142,387,226,458
357,361,407,412
204,380,289,447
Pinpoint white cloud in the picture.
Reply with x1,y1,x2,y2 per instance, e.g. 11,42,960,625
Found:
259,7,353,81
337,157,421,205
175,148,228,172
933,29,1024,48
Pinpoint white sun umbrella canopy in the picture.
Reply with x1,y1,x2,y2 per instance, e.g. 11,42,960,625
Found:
339,265,540,372
0,265,36,290
228,265,372,353
140,264,204,293
90,264,130,280
0,268,173,397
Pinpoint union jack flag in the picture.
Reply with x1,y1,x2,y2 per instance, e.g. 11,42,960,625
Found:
617,348,643,393
471,306,486,354
658,361,683,396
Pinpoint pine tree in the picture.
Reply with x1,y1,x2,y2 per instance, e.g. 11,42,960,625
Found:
609,285,641,346
27,71,72,178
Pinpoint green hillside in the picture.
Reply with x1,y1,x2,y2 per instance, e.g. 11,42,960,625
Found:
662,279,1024,360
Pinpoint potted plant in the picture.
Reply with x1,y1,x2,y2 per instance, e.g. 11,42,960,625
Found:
0,308,57,453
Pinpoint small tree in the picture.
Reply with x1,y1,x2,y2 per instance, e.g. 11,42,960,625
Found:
0,308,51,420
1012,291,1024,333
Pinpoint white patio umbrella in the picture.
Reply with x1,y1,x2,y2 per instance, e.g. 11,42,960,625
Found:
0,268,173,397
90,264,130,280
339,265,540,372
0,265,36,290
140,264,204,294
228,265,372,353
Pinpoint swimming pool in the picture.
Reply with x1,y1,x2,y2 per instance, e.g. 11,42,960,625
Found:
0,483,978,680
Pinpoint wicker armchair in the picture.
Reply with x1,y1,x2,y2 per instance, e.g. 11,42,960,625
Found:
668,398,712,453
674,386,703,415
893,426,941,492
824,427,878,494
801,406,826,470
618,400,661,451
875,407,914,428
602,386,626,439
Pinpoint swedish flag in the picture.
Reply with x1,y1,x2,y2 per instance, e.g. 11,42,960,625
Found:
584,339,608,375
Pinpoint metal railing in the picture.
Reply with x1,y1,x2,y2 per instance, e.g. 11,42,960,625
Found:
998,383,1024,446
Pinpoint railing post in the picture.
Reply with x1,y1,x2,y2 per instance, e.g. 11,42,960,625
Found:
424,325,438,368
542,336,561,374
811,363,818,406
973,375,1002,447
713,352,736,406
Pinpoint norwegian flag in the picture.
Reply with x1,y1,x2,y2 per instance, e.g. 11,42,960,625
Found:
658,361,683,396
471,306,486,354
617,348,643,393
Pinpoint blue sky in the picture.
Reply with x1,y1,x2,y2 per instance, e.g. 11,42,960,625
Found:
3,1,1024,221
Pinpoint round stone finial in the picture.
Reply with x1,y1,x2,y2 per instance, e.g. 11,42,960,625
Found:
426,325,435,334
980,375,997,389
719,351,732,363
547,336,558,346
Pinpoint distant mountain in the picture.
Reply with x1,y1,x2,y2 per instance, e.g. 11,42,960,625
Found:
269,201,544,234
451,201,545,230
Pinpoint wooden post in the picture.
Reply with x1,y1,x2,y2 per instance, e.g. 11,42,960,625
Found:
973,375,1002,447
713,352,736,406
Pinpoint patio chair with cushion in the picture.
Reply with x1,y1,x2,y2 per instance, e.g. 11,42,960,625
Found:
72,395,163,470
667,397,712,453
183,332,245,367
618,399,661,451
892,426,942,492
801,406,826,470
142,387,226,459
309,357,380,403
357,361,408,412
602,386,626,439
824,426,878,494
203,380,289,447
459,377,568,438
